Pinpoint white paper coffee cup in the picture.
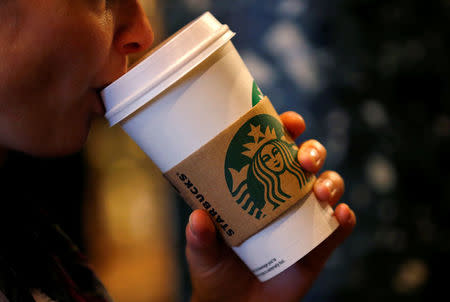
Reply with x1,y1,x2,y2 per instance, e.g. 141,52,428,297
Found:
102,12,339,282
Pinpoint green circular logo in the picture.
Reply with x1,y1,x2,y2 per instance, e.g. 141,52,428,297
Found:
225,114,311,220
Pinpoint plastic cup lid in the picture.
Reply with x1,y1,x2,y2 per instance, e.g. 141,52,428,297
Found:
102,12,235,126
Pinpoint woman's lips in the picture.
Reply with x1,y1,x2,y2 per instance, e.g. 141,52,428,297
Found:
92,89,106,116
93,82,113,116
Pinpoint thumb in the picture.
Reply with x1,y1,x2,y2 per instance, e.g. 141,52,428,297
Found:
185,210,224,274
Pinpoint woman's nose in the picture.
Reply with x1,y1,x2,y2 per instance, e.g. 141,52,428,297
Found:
114,1,154,55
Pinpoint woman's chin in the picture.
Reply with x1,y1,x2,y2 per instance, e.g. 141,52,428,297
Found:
28,139,86,158
22,125,91,158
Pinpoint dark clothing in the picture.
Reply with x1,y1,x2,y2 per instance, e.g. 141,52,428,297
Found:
0,209,112,302
0,208,112,302
0,151,111,301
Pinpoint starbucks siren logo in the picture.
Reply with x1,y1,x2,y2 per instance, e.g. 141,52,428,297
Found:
225,114,311,220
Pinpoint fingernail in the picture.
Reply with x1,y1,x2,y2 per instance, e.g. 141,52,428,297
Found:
344,207,352,223
309,148,322,166
337,204,352,222
323,179,336,198
189,214,198,237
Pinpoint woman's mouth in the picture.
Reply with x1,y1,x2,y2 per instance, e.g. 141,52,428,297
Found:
92,89,107,116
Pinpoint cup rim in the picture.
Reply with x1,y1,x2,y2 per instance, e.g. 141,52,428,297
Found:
102,12,235,126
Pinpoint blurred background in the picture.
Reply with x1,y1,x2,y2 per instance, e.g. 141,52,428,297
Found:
2,0,449,301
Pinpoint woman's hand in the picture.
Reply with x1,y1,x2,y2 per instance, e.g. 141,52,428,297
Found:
186,111,356,302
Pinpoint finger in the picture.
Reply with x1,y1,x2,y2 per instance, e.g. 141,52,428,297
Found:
314,170,345,207
185,210,223,273
280,111,306,140
297,203,356,274
297,139,327,173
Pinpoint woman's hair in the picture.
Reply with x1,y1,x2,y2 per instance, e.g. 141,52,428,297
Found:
230,139,309,219
250,140,308,209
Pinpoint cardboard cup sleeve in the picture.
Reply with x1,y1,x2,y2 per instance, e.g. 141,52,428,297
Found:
165,97,316,246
